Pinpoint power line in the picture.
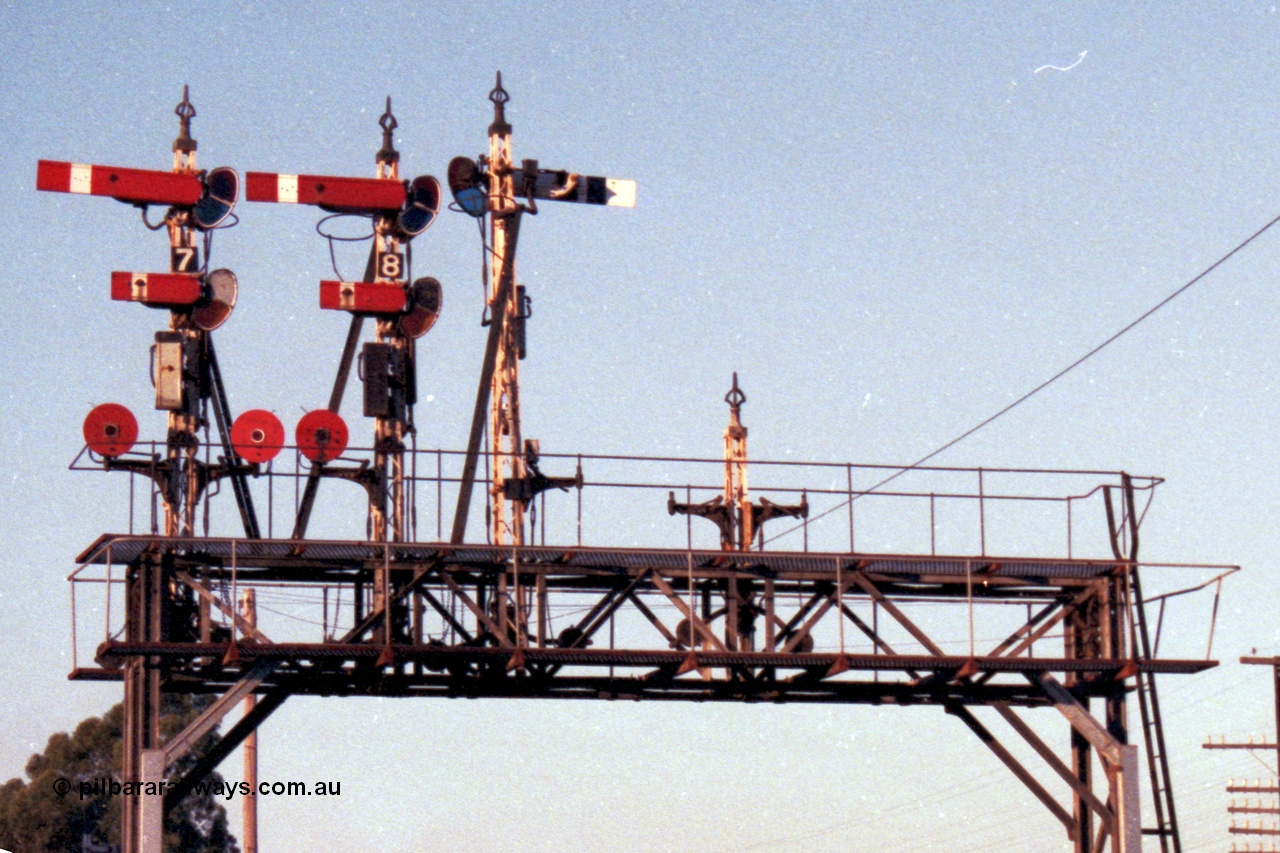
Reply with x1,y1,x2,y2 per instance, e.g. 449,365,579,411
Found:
766,209,1280,545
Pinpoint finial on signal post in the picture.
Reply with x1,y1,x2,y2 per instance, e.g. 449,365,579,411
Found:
725,372,747,422
377,96,399,166
489,71,511,135
173,85,197,154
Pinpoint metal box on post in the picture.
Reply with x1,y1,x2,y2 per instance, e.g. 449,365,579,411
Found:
154,332,184,411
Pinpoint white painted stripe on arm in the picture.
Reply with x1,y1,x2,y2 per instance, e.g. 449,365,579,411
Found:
278,174,299,203
605,179,636,208
70,164,93,194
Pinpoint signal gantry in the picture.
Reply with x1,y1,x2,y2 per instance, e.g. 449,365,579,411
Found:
46,80,1234,853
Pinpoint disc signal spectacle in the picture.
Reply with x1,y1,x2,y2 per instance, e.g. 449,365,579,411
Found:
397,175,442,237
231,410,285,464
399,277,443,339
83,403,139,458
192,268,238,331
447,157,487,217
192,166,239,229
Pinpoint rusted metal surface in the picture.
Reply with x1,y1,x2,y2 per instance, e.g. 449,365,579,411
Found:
93,640,1215,676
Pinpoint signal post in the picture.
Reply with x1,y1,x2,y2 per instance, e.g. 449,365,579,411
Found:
246,98,444,656
365,103,412,627
40,87,247,852
446,73,634,652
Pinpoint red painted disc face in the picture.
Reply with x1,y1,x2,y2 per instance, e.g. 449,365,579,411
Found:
231,409,285,464
295,410,348,464
83,403,138,458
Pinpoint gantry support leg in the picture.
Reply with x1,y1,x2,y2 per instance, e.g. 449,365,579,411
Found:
926,573,1130,852
950,686,1135,852
122,556,163,853
1072,720,1094,852
1036,672,1141,853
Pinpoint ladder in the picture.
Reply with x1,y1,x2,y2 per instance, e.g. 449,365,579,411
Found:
1133,567,1180,852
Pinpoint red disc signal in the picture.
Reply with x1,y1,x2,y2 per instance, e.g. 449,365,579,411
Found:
231,409,285,464
83,403,138,457
296,410,348,464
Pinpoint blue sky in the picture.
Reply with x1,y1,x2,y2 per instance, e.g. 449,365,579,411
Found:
4,2,1280,850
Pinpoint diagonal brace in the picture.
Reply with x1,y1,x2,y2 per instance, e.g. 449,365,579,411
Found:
626,591,681,648
441,574,515,649
162,660,276,767
992,703,1113,824
174,571,272,644
974,589,1095,686
164,688,287,811
852,572,946,656
649,572,728,652
1032,671,1123,767
948,703,1076,837
782,579,855,654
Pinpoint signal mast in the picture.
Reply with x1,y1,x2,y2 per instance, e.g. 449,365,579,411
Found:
246,98,443,638
445,72,636,650
39,86,246,853
669,373,809,554
667,375,809,664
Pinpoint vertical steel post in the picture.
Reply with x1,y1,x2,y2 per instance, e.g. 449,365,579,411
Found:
122,553,164,853
241,589,259,853
139,750,165,852
1065,605,1093,852
484,74,530,652
724,373,749,551
126,89,202,853
1274,663,1280,778
369,104,408,631
487,74,524,550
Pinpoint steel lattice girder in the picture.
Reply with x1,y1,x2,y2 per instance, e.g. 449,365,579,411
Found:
74,535,1216,710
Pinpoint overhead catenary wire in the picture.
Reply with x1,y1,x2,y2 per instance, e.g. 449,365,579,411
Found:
765,209,1280,546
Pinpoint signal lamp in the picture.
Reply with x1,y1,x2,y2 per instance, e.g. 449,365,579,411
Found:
399,277,443,339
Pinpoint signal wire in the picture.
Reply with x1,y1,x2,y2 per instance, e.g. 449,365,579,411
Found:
764,209,1280,545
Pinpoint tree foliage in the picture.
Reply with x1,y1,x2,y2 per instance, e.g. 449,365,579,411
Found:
0,695,239,852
